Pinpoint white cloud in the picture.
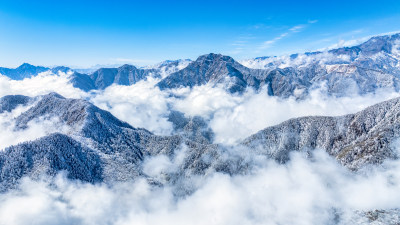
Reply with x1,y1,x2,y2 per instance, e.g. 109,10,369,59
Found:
0,102,74,150
260,32,289,49
327,37,369,50
2,148,400,225
0,72,87,99
168,84,399,145
90,78,174,136
289,25,305,32
259,21,317,50
0,72,397,148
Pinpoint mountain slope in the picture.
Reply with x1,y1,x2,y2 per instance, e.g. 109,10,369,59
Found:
89,64,158,89
157,33,400,97
0,93,220,189
243,96,400,169
2,92,400,189
0,63,49,80
0,95,31,113
241,33,400,97
69,60,191,91
157,53,267,93
0,133,102,191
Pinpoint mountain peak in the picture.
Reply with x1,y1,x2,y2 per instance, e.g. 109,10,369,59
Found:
17,63,36,70
51,66,72,73
41,92,66,100
157,52,254,92
119,64,138,70
357,33,400,54
196,53,234,64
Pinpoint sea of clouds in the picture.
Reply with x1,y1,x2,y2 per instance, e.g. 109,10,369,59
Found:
0,71,400,224
1,148,400,225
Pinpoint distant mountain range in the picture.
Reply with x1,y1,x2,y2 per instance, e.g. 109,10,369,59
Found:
0,63,49,80
1,33,399,98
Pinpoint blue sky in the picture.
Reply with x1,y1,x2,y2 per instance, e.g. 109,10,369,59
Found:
0,0,400,68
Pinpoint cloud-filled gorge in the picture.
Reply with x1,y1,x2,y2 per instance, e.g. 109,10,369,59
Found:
1,71,400,225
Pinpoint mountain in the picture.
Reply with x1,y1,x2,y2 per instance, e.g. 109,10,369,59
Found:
157,53,268,93
0,95,31,113
2,33,400,98
88,64,156,89
157,33,400,97
242,96,400,170
69,72,97,91
0,63,49,80
0,133,102,191
51,66,72,74
241,33,400,97
69,60,191,91
142,59,192,78
1,92,400,191
0,93,150,187
0,60,191,92
0,93,219,190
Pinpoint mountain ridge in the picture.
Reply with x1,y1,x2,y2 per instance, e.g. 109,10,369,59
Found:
1,33,400,98
1,92,400,190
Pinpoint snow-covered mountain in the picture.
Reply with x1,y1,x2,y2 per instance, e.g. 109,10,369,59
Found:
0,93,218,190
243,96,400,170
1,92,400,189
0,60,191,91
158,33,400,97
2,33,400,98
0,63,50,80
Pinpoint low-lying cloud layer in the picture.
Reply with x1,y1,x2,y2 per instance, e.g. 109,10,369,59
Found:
0,72,87,99
0,103,73,150
91,79,399,145
1,148,400,225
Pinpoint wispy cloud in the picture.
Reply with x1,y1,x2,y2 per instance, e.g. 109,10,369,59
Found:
260,32,289,49
259,20,317,50
289,25,305,32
